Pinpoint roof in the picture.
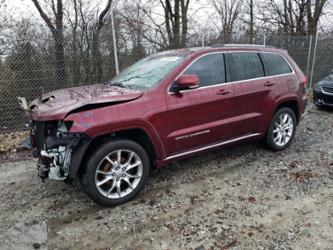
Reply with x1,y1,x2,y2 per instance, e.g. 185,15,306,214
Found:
151,45,283,59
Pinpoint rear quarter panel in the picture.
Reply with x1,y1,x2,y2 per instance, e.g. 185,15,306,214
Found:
256,49,305,133
279,50,307,116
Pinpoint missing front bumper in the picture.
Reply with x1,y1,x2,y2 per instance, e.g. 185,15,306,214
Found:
34,133,89,181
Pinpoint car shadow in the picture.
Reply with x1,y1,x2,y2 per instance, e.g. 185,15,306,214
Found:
316,105,333,113
148,140,268,183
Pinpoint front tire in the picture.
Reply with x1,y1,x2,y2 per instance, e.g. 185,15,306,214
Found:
314,102,324,109
265,107,297,151
80,139,150,207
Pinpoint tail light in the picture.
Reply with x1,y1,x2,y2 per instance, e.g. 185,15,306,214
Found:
302,76,308,86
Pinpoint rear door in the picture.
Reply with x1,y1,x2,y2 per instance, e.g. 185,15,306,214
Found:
164,53,235,156
226,52,280,136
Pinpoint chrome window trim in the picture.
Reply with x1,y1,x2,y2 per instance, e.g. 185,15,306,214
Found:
167,50,295,95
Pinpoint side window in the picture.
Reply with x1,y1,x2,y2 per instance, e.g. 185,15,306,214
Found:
183,54,225,87
261,53,292,76
228,52,264,81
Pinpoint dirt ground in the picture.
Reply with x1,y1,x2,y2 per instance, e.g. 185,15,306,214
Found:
0,103,333,250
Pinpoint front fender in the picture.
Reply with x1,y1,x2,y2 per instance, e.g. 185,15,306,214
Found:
69,139,92,179
64,112,165,161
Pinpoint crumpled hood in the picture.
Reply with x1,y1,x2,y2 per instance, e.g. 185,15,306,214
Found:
29,84,143,120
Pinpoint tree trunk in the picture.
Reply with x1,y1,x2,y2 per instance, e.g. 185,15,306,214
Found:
31,0,67,85
53,30,67,85
181,0,189,48
162,0,190,49
91,32,103,83
249,0,254,43
306,0,328,35
173,0,180,48
90,0,112,83
72,0,81,84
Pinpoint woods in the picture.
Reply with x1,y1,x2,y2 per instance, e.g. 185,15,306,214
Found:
261,0,329,35
31,0,67,84
0,0,331,69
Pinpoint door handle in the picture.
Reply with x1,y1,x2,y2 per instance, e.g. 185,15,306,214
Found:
216,89,231,95
264,81,275,87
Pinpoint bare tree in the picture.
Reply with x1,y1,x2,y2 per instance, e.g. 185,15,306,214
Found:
31,0,67,84
307,0,329,35
0,0,11,55
140,2,170,50
248,0,254,43
278,0,307,35
68,0,114,83
65,0,81,84
120,2,147,58
91,0,113,82
260,0,329,35
239,0,255,43
160,0,191,49
210,0,243,43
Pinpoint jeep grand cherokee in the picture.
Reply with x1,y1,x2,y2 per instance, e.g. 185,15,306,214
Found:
29,45,307,207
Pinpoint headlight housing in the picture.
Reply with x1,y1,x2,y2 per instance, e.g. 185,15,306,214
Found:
314,83,322,92
57,121,73,134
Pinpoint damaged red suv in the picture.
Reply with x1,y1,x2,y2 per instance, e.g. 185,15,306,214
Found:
29,45,307,207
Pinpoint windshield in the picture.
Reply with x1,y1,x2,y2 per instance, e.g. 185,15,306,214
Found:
109,55,184,90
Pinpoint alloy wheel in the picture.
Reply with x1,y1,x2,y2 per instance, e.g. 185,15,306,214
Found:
94,149,143,199
272,113,294,147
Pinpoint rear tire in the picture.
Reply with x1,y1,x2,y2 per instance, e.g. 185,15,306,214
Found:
265,107,297,151
80,139,150,207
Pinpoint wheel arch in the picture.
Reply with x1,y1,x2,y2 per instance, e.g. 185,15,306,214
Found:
75,127,160,177
260,97,300,138
273,99,300,124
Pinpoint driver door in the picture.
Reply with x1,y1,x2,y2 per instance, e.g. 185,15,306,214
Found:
163,53,235,156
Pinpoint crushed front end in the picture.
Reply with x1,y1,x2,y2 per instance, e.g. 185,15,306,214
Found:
30,120,90,181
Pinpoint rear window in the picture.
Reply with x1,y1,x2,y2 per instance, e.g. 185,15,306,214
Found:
261,53,292,76
228,52,264,81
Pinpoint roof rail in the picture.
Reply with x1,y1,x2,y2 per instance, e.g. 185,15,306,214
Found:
211,44,275,48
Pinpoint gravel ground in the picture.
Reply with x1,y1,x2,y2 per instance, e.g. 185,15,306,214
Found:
0,103,333,250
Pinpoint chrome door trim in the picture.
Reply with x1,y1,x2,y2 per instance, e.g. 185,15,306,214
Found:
164,133,261,161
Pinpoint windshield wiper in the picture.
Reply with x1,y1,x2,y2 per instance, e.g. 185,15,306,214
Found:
109,82,130,89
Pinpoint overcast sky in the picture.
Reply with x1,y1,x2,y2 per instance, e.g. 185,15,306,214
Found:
3,0,332,31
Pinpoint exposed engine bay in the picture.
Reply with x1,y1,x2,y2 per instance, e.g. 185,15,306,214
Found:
30,120,89,181
20,84,142,182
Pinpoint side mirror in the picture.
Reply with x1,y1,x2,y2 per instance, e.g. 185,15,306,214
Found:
173,74,200,92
